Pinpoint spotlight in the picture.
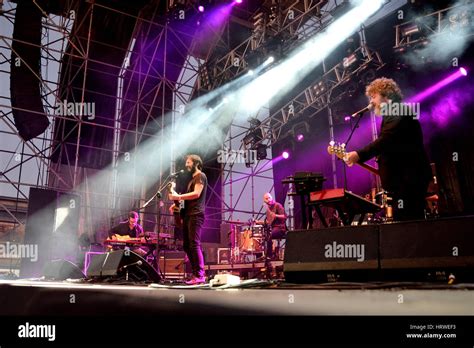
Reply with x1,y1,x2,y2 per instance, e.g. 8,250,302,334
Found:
198,5,204,12
291,121,309,142
343,53,357,68
243,130,263,146
234,0,243,4
282,151,290,159
248,69,254,75
264,56,274,66
256,144,267,160
401,23,420,37
460,67,467,76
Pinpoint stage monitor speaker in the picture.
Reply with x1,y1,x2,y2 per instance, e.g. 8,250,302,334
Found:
283,225,379,283
379,216,474,280
87,250,161,282
43,259,85,280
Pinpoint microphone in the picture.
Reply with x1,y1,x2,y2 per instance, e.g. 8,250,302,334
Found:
170,169,184,177
121,260,142,270
351,103,374,117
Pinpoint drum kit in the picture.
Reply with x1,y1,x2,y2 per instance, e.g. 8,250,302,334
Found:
364,188,393,223
227,221,269,263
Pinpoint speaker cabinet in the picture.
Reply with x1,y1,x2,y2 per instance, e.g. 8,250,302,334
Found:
379,216,474,270
43,259,85,280
159,251,188,280
87,250,161,283
284,225,379,283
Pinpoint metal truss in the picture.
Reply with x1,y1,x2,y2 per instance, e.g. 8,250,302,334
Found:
249,43,385,147
213,23,386,230
394,1,474,50
195,0,344,94
0,0,224,244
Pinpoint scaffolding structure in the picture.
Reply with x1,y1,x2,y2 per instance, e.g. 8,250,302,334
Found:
208,1,385,225
0,0,393,269
0,0,226,256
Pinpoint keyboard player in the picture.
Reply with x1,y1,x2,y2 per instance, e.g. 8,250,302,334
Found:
107,211,147,257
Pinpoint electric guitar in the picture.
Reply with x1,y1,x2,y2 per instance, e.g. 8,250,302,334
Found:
327,141,380,176
168,181,184,228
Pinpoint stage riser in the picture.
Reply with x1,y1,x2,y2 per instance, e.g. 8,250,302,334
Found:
284,216,474,283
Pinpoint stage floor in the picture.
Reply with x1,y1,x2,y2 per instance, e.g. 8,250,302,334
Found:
1,278,473,316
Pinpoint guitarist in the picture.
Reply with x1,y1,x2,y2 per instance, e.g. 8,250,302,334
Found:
168,154,207,285
343,77,431,221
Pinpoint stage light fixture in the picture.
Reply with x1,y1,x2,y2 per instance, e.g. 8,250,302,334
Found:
282,151,290,159
264,56,274,66
291,121,310,143
401,23,420,37
343,53,357,68
256,144,267,160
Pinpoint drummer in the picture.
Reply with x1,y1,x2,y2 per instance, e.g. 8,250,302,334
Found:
256,193,287,260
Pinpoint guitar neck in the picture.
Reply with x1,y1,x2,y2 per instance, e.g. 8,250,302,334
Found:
356,162,379,176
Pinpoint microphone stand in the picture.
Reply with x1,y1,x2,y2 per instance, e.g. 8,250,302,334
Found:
136,173,176,282
342,112,366,192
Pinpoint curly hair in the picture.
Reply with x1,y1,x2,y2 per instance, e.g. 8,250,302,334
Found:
186,154,203,170
365,77,403,102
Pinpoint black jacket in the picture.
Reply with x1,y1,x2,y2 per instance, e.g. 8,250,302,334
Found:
356,115,431,196
108,221,143,238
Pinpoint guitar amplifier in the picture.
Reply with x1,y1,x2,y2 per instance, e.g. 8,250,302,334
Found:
218,248,231,264
159,251,189,280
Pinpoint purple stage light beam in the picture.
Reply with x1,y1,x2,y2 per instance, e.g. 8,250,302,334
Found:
409,67,468,103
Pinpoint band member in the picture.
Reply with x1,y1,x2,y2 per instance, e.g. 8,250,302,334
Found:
169,154,208,285
109,211,144,239
108,211,147,257
262,193,287,259
344,77,432,221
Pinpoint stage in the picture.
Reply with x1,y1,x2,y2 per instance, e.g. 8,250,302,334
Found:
1,278,473,316
2,0,474,344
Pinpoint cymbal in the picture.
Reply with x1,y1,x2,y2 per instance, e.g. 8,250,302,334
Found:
225,220,247,225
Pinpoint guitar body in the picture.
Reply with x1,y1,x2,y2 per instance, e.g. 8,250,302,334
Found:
172,200,184,228
168,182,184,229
